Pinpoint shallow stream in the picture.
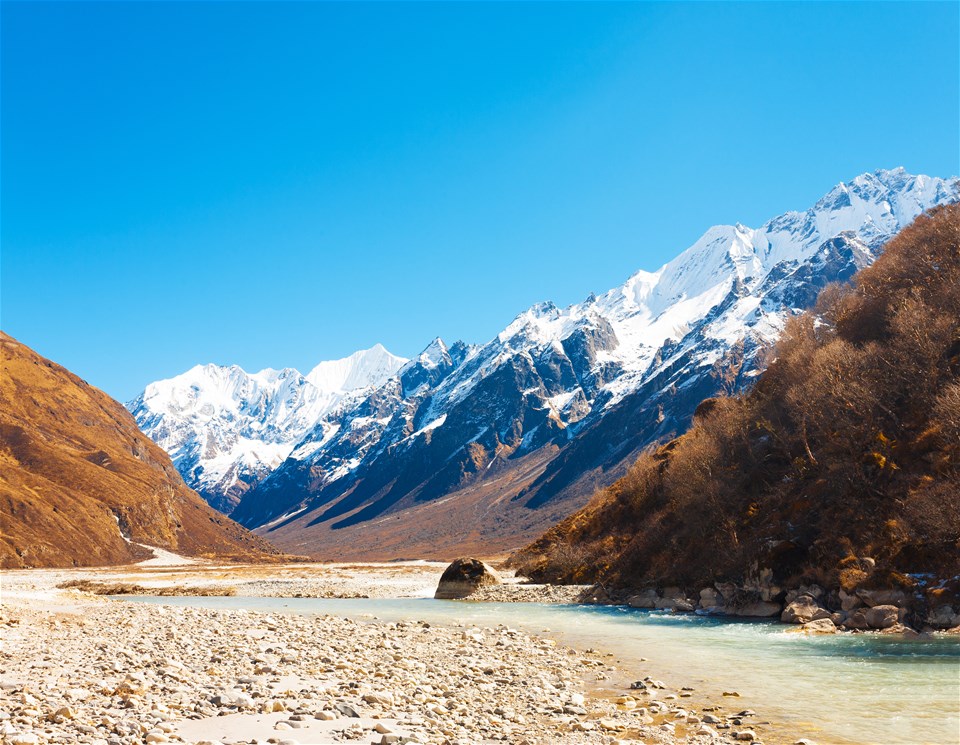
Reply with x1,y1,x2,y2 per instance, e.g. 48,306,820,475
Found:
123,596,960,745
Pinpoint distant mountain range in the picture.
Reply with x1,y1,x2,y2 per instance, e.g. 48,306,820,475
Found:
130,168,959,559
128,345,406,513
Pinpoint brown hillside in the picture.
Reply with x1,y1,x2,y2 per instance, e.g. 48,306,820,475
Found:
0,333,282,568
514,204,960,605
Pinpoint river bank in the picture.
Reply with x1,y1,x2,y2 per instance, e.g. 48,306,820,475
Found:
0,560,779,745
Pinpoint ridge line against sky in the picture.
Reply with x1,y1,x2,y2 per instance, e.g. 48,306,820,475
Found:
2,1,958,400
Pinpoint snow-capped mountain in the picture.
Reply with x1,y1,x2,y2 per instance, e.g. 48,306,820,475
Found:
128,345,406,513
133,169,958,557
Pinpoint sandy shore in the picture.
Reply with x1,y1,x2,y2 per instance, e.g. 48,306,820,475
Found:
0,558,777,745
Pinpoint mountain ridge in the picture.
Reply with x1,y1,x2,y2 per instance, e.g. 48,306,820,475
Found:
131,168,959,559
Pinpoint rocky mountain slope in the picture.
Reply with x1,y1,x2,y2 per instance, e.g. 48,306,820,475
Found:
128,345,406,513
0,333,280,568
132,169,958,559
512,203,960,628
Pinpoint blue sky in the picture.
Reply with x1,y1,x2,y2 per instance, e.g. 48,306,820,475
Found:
3,2,958,401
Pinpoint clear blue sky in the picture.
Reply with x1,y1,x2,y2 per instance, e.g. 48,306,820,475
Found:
3,2,958,401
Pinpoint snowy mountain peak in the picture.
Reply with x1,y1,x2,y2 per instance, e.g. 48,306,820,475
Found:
414,338,449,369
128,344,405,513
306,344,407,394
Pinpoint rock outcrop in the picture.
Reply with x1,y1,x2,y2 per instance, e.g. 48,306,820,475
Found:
434,558,501,599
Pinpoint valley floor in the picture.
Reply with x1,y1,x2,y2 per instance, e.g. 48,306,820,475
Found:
1,557,787,745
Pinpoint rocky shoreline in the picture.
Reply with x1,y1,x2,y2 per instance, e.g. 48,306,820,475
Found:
604,575,960,636
436,558,959,637
0,564,796,745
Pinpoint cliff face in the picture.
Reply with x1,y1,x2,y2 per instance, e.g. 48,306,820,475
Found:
0,333,280,568
514,204,960,616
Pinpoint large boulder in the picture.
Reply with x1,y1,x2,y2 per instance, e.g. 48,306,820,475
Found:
699,587,721,609
842,609,871,630
781,595,832,624
926,605,960,630
864,605,900,630
856,589,907,608
434,558,501,599
627,590,659,609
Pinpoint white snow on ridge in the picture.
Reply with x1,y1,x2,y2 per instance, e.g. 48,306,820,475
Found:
306,344,407,397
129,346,406,501
448,168,959,410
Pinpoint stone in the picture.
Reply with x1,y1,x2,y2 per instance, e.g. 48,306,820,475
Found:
699,588,720,608
362,691,395,706
626,590,659,609
735,729,757,741
335,702,360,718
926,605,959,629
838,589,861,612
781,595,831,624
434,558,502,599
6,736,41,745
797,618,837,634
842,609,870,630
864,605,899,630
857,589,907,608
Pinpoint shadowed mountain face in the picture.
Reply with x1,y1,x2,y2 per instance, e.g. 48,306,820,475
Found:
0,333,280,568
132,169,959,560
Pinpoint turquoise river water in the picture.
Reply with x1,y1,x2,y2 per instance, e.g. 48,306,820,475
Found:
124,596,960,745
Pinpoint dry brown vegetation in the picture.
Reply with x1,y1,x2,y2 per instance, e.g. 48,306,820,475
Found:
0,333,282,568
514,204,960,599
56,580,237,596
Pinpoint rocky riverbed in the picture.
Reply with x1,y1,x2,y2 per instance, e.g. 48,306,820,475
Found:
0,563,786,745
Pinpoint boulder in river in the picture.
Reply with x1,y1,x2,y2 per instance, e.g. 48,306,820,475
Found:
435,558,501,599
781,595,832,624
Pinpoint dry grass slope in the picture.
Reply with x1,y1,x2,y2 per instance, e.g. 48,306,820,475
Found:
0,333,282,567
